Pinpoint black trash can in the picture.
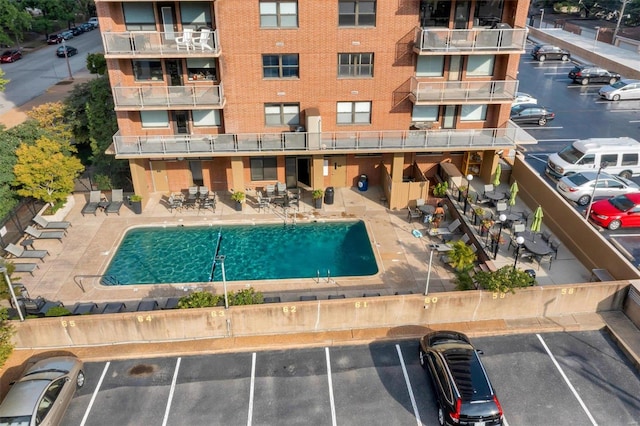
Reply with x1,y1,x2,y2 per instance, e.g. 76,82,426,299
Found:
357,174,368,192
324,187,335,205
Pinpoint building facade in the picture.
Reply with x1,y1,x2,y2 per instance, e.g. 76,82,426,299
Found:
97,0,530,209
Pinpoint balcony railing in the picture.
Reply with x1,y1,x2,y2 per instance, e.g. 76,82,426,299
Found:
111,126,522,157
113,84,224,110
414,27,528,54
103,31,220,58
410,77,518,105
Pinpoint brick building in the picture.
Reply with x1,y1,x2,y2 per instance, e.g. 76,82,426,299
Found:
96,0,530,209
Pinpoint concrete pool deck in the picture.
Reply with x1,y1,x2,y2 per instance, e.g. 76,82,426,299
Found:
11,186,592,306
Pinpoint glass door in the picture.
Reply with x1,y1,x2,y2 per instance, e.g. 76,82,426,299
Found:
442,105,457,129
454,1,471,29
173,111,189,134
160,5,176,40
166,60,183,86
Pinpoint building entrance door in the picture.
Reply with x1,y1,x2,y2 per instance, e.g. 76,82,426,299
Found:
151,161,169,192
329,155,347,188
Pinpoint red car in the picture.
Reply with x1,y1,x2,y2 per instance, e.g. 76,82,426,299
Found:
589,192,640,230
0,49,22,63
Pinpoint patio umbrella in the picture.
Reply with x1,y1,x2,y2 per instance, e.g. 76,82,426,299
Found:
508,181,519,208
531,206,543,233
492,163,502,187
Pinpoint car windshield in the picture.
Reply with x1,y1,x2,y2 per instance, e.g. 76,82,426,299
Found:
568,174,590,186
610,81,629,89
0,416,31,426
609,194,635,211
557,145,585,164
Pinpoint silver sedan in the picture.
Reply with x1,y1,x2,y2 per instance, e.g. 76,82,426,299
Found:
556,171,640,206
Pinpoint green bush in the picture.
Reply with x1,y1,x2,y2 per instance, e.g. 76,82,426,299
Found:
474,266,535,294
230,288,264,306
178,290,221,309
45,306,72,317
94,174,113,191
0,308,15,368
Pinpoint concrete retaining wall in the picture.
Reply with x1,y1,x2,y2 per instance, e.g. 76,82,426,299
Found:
12,282,629,349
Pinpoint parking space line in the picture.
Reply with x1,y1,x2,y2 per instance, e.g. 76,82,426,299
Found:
162,357,181,426
536,334,597,425
519,126,563,130
395,344,422,426
80,362,110,426
247,352,256,426
325,347,337,426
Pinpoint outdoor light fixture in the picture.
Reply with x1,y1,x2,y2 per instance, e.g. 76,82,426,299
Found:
0,266,24,321
494,213,507,260
463,174,473,215
513,236,525,270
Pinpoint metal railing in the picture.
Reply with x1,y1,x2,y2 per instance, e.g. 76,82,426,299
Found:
112,126,521,157
410,77,519,104
113,84,224,110
414,27,528,54
103,30,220,57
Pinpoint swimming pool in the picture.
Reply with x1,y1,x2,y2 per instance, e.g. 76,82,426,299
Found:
102,221,378,285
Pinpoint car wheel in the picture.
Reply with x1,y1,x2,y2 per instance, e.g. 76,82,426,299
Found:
609,77,618,85
561,54,569,61
538,54,546,62
608,220,622,231
581,78,589,86
620,171,632,179
438,406,445,426
419,348,427,369
76,370,85,388
538,117,547,126
613,94,621,101
577,195,590,206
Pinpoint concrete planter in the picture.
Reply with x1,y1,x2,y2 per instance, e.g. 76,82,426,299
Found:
38,195,75,221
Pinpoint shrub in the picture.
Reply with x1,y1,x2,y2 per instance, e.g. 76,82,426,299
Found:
474,266,535,294
230,288,264,306
0,308,14,368
45,306,72,317
432,181,448,198
178,290,221,309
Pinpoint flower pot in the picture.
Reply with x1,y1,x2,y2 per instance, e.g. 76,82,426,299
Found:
314,198,322,209
131,200,142,214
235,200,243,211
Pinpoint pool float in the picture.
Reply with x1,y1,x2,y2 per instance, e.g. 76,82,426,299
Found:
412,229,423,238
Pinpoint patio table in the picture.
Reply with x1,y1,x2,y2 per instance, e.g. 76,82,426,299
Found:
517,230,553,256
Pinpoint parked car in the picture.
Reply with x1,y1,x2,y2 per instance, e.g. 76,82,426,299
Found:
531,44,571,62
510,103,555,126
0,49,22,63
88,17,99,28
46,33,62,44
589,192,640,230
599,78,640,101
419,331,503,426
557,171,640,206
56,45,78,57
568,65,621,85
513,92,537,106
80,22,95,32
0,356,84,426
71,26,85,36
59,30,74,40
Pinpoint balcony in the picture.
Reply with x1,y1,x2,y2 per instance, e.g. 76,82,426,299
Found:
110,125,523,158
103,31,220,59
414,27,528,55
409,77,518,105
113,84,225,111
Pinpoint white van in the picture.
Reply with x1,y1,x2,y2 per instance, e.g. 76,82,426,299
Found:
546,137,640,179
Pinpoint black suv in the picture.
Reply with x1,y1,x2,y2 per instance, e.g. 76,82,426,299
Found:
419,331,503,426
568,65,621,85
531,44,571,62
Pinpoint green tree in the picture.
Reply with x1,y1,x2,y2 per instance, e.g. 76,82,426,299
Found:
0,68,8,92
0,308,14,368
86,52,107,75
0,0,32,47
445,240,477,273
27,102,73,144
178,290,221,308
229,288,264,306
13,137,84,205
473,266,535,294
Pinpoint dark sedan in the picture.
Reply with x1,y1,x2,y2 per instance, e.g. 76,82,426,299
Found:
568,65,621,85
56,45,78,57
531,44,571,62
510,103,555,126
0,49,22,63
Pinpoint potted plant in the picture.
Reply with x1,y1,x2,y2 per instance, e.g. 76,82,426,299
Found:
446,240,477,273
480,217,494,236
473,207,485,225
432,181,448,198
312,189,323,209
231,191,245,211
129,194,142,214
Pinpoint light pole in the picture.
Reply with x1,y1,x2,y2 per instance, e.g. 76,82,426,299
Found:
493,213,507,259
463,174,473,215
513,236,525,270
593,26,601,51
0,266,24,321
215,255,229,309
425,244,436,295
539,9,545,28
613,0,630,43
585,161,608,221
61,39,73,80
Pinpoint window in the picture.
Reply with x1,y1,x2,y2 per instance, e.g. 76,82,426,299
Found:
412,106,439,122
187,59,216,81
416,56,444,77
262,54,299,78
622,153,638,166
338,53,373,77
420,0,452,27
474,0,504,26
141,111,169,128
123,3,156,31
467,55,495,76
337,101,371,124
265,103,300,126
133,60,163,81
338,1,376,26
601,154,618,165
460,104,487,121
193,110,221,127
180,2,212,30
251,157,278,181
260,1,298,28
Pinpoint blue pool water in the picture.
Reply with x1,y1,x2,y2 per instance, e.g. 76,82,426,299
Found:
102,221,378,285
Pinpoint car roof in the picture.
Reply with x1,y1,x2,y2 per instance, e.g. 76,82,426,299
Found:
622,192,640,202
441,347,494,401
0,380,49,417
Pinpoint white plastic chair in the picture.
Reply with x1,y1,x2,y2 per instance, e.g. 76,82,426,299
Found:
192,28,213,51
175,29,194,50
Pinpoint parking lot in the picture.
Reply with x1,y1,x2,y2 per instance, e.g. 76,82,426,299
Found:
60,331,640,425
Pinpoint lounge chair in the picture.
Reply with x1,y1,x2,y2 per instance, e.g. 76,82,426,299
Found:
12,263,39,276
105,189,124,215
25,226,65,242
4,243,48,262
32,215,71,231
81,191,101,216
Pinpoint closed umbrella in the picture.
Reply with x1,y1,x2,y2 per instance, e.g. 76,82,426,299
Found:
492,163,502,187
508,181,519,208
531,206,543,233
